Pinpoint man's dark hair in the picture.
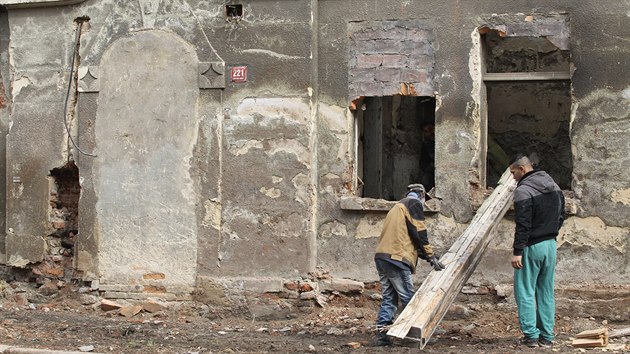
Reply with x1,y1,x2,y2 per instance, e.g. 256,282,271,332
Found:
509,153,532,167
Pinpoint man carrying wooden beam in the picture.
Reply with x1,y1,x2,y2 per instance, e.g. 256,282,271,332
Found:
509,154,565,348
373,183,445,346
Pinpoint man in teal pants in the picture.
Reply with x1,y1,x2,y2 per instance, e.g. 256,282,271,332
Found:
509,154,565,348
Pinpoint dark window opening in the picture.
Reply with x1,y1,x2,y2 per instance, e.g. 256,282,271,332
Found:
486,81,572,189
356,95,436,201
482,32,572,190
226,4,243,21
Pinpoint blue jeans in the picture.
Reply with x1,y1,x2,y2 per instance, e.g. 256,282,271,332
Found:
375,258,415,328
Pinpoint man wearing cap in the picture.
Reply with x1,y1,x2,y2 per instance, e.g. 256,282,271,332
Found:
373,183,445,346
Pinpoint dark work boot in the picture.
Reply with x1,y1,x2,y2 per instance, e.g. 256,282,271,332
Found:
375,330,392,346
520,336,539,347
373,323,393,347
538,338,553,348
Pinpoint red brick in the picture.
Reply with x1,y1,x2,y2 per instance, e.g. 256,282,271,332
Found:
143,273,165,280
299,282,313,292
381,54,407,68
52,219,66,229
401,69,429,83
375,67,400,82
356,54,382,68
284,281,299,291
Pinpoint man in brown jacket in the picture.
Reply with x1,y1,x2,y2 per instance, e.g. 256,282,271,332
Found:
373,184,444,346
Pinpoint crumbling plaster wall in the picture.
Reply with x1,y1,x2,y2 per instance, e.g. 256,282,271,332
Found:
315,0,630,285
316,0,487,282
193,0,317,277
0,8,9,263
3,0,319,291
70,0,228,291
82,0,315,284
569,1,630,229
3,6,71,268
0,0,628,296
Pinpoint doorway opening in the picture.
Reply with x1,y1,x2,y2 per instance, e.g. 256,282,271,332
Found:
355,95,436,200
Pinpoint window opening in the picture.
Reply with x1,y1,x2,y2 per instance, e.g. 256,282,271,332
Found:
226,4,243,22
355,95,436,201
482,31,572,189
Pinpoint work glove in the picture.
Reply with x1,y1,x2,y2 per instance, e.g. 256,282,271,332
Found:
428,254,445,271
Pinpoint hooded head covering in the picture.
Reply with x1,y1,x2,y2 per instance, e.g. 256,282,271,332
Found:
405,183,426,205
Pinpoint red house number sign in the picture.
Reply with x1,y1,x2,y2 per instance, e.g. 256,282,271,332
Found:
231,66,247,83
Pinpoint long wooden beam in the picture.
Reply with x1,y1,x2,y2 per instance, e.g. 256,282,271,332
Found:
387,169,516,348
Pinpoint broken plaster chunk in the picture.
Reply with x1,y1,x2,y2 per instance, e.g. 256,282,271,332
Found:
260,186,281,199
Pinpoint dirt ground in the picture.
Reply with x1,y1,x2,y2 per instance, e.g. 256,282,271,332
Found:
1,281,629,354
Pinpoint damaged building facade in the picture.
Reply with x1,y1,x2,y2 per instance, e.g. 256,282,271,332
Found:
0,0,628,317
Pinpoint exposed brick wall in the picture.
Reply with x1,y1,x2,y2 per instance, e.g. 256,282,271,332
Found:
348,20,435,99
31,162,81,281
0,80,6,109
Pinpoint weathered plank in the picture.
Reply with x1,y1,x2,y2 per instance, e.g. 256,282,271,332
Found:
576,328,608,339
572,338,605,348
387,169,516,348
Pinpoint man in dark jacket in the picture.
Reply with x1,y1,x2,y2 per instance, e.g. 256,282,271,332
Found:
509,155,565,348
373,183,444,346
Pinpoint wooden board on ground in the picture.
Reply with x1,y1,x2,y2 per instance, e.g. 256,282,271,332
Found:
572,327,608,347
572,338,605,348
576,327,608,339
387,169,516,348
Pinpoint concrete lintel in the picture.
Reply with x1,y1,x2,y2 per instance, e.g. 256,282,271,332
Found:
479,13,570,50
0,0,86,9
483,72,570,81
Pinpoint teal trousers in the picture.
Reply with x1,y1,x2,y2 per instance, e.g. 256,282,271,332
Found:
514,239,557,341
